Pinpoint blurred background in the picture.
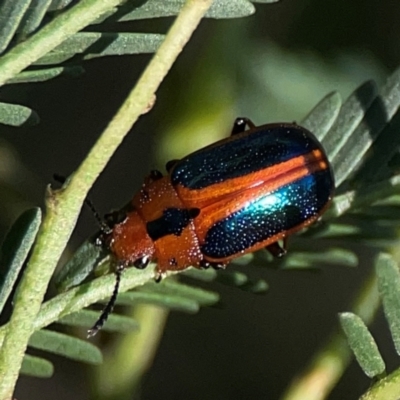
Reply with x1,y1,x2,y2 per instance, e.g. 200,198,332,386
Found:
1,0,399,399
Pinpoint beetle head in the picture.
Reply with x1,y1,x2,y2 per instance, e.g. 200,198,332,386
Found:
106,209,155,267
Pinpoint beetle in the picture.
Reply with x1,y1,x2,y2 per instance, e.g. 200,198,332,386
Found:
74,117,334,336
102,117,334,272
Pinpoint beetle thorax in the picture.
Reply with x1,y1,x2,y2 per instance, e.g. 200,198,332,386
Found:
109,210,155,265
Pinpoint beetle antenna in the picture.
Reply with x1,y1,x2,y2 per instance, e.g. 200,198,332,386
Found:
87,264,124,338
84,196,112,234
53,174,111,234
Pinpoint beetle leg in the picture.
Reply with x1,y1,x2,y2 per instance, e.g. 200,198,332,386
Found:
165,159,180,172
154,270,163,283
87,262,125,337
200,260,227,270
231,117,257,135
199,260,210,269
211,263,227,270
265,239,288,258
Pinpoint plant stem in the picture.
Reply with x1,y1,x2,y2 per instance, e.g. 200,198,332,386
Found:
0,264,161,346
360,367,400,400
0,0,213,398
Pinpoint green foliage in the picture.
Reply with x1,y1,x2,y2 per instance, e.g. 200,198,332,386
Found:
100,0,256,20
301,91,342,140
6,65,84,83
2,1,400,399
305,68,400,385
0,102,39,126
0,0,32,53
20,354,54,378
58,309,139,333
0,0,277,134
54,237,107,292
339,253,400,390
29,329,103,364
0,208,41,313
33,32,165,65
376,254,400,354
0,0,272,127
2,67,400,385
0,1,275,385
339,312,385,378
323,81,378,161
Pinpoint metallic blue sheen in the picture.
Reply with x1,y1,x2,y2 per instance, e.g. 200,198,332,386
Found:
201,170,332,258
171,125,321,190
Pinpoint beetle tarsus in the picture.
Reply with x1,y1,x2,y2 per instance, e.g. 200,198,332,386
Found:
199,260,226,270
231,117,257,135
211,263,226,270
154,271,163,283
265,241,287,258
199,260,210,269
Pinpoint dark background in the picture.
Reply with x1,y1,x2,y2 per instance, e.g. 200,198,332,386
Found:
1,0,399,399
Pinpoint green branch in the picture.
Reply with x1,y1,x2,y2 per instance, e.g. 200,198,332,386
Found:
0,264,158,341
0,0,126,87
0,0,214,398
360,368,400,400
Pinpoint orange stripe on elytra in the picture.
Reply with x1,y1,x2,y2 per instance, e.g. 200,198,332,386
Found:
193,149,328,243
176,149,328,209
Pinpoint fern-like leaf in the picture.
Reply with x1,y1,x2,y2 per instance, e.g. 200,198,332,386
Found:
0,0,266,126
0,0,31,54
97,0,256,22
0,102,39,126
376,253,400,355
16,0,52,38
339,312,385,378
5,4,400,387
58,309,139,333
34,32,165,65
5,65,84,83
337,253,400,384
21,354,54,378
301,91,342,140
0,208,41,314
28,329,103,364
333,68,400,187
